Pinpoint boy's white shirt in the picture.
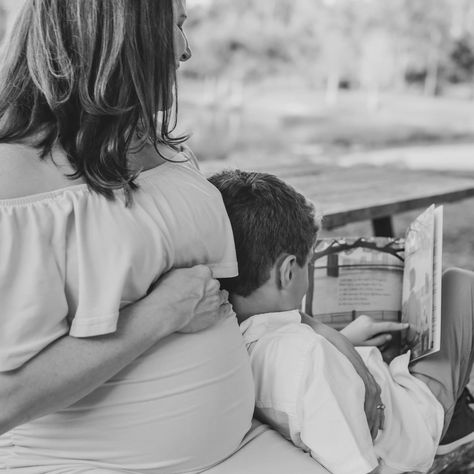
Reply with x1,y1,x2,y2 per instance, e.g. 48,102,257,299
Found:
240,310,444,474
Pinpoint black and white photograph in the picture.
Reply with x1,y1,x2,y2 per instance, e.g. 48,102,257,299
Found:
2,1,474,473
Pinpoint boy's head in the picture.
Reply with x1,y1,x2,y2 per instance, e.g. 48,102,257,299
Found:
209,169,320,317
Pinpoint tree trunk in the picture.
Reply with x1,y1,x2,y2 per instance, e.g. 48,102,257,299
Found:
325,71,340,106
424,47,440,97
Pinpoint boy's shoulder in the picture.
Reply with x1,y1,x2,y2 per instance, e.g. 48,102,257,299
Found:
241,310,354,364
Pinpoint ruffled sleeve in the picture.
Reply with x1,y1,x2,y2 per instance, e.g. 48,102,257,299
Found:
0,194,72,371
0,187,164,371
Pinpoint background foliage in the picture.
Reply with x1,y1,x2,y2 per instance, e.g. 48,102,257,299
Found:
185,0,474,97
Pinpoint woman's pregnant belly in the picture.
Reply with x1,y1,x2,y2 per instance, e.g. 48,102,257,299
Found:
3,316,255,473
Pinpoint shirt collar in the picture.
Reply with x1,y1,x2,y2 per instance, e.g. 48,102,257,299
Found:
239,310,301,346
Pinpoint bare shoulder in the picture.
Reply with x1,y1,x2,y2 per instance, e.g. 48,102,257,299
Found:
0,143,81,199
0,143,47,199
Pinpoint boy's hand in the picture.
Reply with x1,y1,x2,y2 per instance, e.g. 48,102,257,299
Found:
341,314,409,347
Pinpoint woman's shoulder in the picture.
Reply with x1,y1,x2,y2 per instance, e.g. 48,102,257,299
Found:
0,142,84,199
0,141,200,201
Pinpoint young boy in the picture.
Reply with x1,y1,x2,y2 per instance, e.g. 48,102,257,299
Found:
209,169,474,474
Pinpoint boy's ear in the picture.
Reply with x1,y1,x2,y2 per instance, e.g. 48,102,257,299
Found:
278,254,297,290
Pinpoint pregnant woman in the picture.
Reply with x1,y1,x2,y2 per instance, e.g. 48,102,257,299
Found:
0,1,379,472
0,1,254,472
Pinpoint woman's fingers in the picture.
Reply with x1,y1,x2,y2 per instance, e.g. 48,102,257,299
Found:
362,370,383,440
150,265,228,334
170,266,236,334
368,399,385,439
218,301,234,319
219,289,229,305
204,273,220,294
370,412,379,439
379,404,385,431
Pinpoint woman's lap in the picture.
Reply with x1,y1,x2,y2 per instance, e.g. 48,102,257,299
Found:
202,420,330,474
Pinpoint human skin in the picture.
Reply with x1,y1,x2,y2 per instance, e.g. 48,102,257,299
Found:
341,314,409,347
173,0,192,65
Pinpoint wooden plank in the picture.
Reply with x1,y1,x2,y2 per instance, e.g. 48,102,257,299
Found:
372,216,394,237
201,161,474,230
278,166,474,229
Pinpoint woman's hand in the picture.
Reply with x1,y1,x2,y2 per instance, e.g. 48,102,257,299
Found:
179,288,231,333
341,315,409,347
363,370,385,439
146,265,232,334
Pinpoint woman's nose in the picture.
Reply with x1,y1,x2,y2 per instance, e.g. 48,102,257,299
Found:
181,45,192,62
179,29,192,62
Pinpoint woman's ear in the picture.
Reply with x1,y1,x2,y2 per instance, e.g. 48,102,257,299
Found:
278,254,297,290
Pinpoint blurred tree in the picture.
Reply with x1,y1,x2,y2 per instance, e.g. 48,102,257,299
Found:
449,35,474,98
393,0,452,96
359,28,396,110
185,0,474,98
185,0,301,81
450,36,474,81
315,0,358,104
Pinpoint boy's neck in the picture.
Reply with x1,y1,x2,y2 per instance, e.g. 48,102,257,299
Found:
230,285,288,323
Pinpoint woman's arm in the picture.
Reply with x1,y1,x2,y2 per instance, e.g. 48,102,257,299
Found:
300,312,384,440
0,265,228,435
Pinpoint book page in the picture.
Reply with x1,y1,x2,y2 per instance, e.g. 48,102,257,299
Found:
431,206,443,354
401,205,437,361
306,238,404,330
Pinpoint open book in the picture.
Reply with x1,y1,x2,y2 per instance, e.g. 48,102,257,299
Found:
304,205,443,361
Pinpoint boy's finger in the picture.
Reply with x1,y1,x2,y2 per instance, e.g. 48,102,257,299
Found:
372,321,409,332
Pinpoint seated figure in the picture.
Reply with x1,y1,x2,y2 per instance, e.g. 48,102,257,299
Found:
210,169,474,474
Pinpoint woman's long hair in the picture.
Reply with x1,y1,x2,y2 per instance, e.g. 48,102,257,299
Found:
0,0,184,200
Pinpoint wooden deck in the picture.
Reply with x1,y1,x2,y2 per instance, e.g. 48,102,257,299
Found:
201,161,474,236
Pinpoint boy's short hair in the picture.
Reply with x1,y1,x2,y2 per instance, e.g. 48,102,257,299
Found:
209,169,320,297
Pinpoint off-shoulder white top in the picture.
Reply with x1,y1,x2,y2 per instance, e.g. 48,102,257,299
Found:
0,148,254,473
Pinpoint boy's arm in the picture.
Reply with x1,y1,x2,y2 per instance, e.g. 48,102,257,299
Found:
300,312,384,440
